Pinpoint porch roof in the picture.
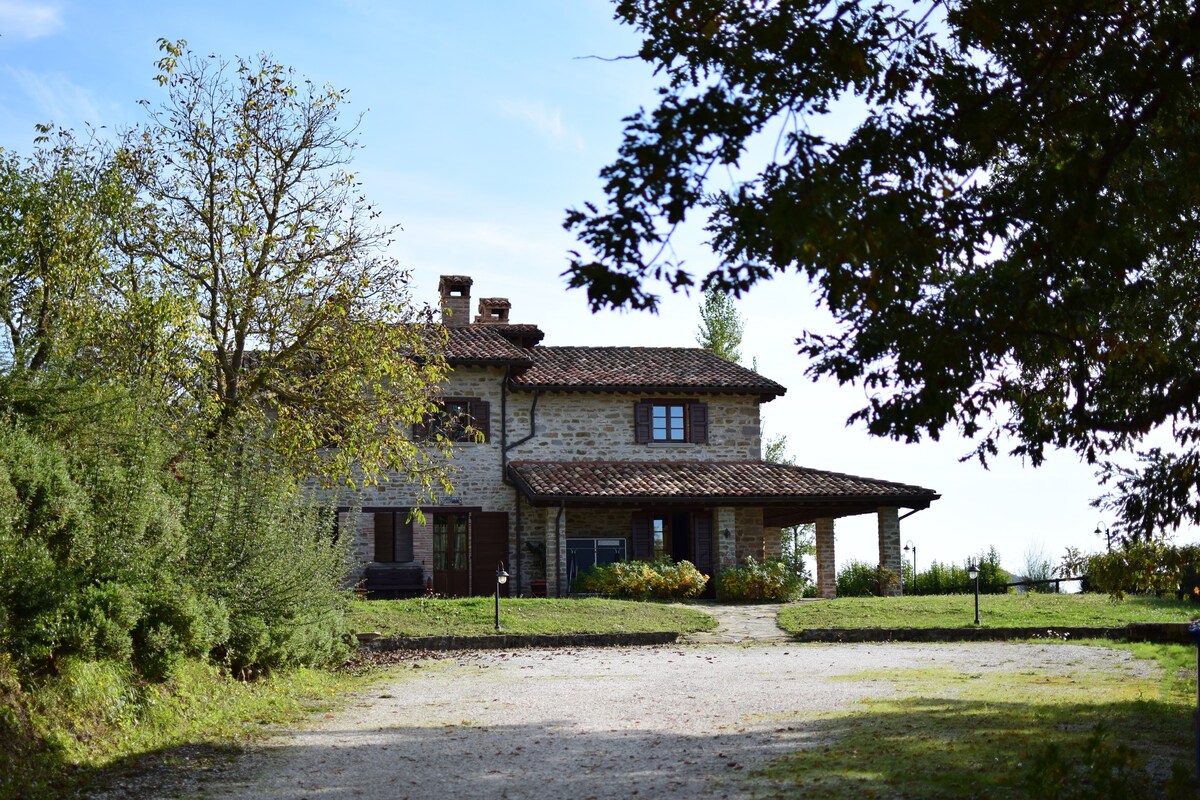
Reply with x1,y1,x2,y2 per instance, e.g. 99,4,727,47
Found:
507,460,939,524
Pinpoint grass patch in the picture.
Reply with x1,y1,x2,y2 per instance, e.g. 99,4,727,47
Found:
778,593,1195,632
759,645,1195,799
1,654,388,800
348,596,717,637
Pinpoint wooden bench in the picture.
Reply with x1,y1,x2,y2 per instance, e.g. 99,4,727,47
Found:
361,565,426,599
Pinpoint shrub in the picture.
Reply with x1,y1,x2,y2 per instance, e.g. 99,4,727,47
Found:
179,433,353,676
716,557,805,602
835,560,900,597
907,547,1011,595
1087,540,1200,599
575,558,708,600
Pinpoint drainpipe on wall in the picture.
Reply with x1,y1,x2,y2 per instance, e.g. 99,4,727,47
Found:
502,389,539,481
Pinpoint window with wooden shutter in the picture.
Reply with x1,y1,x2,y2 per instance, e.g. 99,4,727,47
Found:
635,399,708,444
688,402,708,444
417,397,489,443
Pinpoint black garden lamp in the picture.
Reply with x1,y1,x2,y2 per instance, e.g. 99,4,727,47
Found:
903,540,916,595
967,560,980,626
1095,522,1112,552
494,561,509,633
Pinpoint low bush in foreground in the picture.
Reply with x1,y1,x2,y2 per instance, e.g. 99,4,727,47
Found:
0,653,375,800
574,558,708,600
778,593,1193,632
716,557,805,602
348,596,717,637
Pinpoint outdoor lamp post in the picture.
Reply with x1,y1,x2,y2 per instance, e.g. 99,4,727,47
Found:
903,540,916,595
494,561,509,633
1095,522,1112,552
967,560,980,625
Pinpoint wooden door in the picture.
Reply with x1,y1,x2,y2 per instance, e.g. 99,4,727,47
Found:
471,512,509,597
433,513,470,596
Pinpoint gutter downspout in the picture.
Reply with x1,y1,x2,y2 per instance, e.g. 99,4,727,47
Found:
503,389,539,480
898,507,927,522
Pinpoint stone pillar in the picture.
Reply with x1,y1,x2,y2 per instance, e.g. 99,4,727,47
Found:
715,507,737,570
764,526,782,560
544,507,563,598
877,506,902,596
815,517,836,599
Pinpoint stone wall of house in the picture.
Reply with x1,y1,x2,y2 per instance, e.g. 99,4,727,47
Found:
348,366,775,596
505,391,763,462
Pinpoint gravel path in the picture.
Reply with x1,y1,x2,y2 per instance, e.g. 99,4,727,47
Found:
180,642,1151,800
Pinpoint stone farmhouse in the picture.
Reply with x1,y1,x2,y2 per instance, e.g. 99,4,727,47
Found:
348,275,939,600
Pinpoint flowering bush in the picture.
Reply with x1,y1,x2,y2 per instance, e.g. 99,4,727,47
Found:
716,557,805,602
575,558,708,600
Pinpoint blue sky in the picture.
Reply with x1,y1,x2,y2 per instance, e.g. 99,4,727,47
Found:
0,0,1156,578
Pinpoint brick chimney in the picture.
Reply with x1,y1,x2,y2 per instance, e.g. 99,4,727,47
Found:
474,297,511,325
438,275,473,328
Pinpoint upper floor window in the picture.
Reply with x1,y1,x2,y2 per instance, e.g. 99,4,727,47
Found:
633,400,708,444
415,397,490,443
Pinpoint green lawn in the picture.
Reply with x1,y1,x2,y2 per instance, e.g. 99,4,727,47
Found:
777,593,1194,632
758,643,1196,798
348,596,717,637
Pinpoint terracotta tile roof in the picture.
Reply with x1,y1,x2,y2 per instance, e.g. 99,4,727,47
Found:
509,347,786,398
508,460,938,509
443,326,533,366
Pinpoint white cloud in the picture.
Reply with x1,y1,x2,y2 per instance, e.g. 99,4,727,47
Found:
6,67,103,129
0,1,63,39
495,97,585,151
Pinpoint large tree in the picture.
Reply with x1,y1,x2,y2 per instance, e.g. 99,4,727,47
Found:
127,40,449,488
566,0,1200,539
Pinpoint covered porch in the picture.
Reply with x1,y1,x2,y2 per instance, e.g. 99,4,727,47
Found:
508,460,939,598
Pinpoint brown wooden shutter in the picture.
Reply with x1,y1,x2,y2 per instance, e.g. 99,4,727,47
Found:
689,402,708,444
396,514,415,562
631,513,652,560
374,511,395,562
634,402,652,443
470,398,490,442
692,512,713,576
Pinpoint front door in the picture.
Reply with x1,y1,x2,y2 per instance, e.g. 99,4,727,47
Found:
432,513,469,596
470,512,509,598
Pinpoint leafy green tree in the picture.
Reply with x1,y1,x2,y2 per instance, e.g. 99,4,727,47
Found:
695,287,744,363
565,1,1200,539
127,40,450,489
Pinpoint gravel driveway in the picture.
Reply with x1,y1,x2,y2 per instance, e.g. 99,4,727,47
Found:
177,642,1150,800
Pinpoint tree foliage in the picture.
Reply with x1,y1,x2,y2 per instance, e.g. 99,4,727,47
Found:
127,40,450,488
695,287,744,363
566,0,1200,539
